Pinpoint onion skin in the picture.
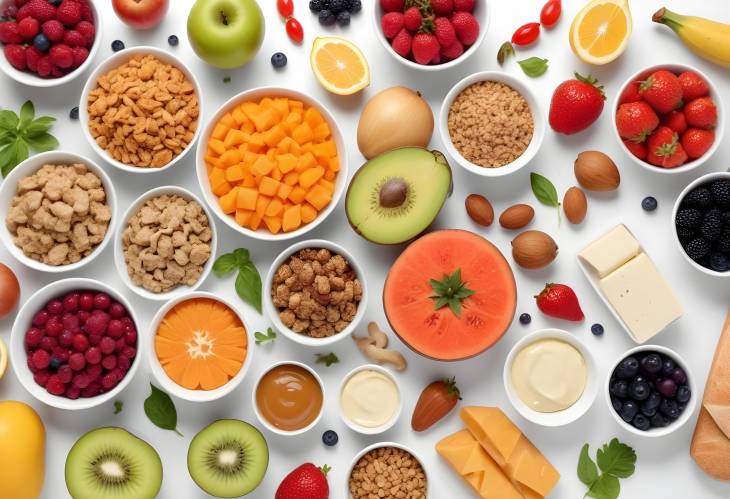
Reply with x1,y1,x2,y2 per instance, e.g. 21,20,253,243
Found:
357,86,434,159
0,263,19,319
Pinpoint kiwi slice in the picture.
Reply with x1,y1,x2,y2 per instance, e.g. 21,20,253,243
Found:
65,427,162,499
187,419,269,498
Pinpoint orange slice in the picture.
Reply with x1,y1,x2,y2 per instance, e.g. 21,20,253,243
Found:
310,36,370,95
569,0,632,65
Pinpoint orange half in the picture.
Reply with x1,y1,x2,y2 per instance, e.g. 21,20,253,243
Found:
569,0,632,65
310,36,370,95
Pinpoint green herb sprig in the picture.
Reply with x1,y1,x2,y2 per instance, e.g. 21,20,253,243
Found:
144,384,183,437
0,101,58,177
518,57,549,77
429,269,475,318
578,439,637,499
530,172,561,222
255,327,277,345
213,248,263,313
113,401,123,415
315,352,339,367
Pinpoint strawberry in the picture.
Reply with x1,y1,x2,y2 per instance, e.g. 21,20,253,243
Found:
678,71,709,101
4,44,26,70
440,39,463,60
27,0,57,22
411,378,461,432
450,11,479,45
646,126,688,168
412,32,440,65
639,70,683,114
381,12,404,39
403,7,422,32
0,21,23,44
684,96,717,129
681,128,715,160
63,29,85,47
17,17,39,40
662,110,687,135
276,463,330,499
430,52,441,65
616,101,659,142
454,0,475,12
14,0,28,6
391,28,412,57
535,283,584,322
549,73,605,135
57,0,81,26
434,17,456,47
380,0,404,12
15,3,31,21
49,43,73,68
623,139,647,160
618,81,642,105
79,1,93,22
42,20,65,42
75,20,94,47
431,0,454,15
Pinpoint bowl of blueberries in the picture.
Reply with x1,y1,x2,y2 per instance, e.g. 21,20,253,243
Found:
606,345,697,437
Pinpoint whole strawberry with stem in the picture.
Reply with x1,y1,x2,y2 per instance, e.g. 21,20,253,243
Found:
678,71,709,101
549,73,605,135
646,126,687,168
639,70,683,114
616,101,659,142
276,463,330,499
684,96,717,129
412,32,440,64
535,283,584,321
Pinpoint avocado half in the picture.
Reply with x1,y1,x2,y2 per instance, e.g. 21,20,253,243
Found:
345,147,453,245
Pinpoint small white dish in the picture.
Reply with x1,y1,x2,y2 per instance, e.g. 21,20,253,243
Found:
606,344,697,438
251,360,325,436
439,71,546,177
338,364,402,435
264,239,367,347
113,185,217,302
0,151,117,273
503,328,598,427
10,278,141,410
345,442,429,498
612,63,724,175
147,291,253,403
80,46,203,174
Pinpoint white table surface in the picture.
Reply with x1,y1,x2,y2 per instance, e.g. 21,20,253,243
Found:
1,0,730,498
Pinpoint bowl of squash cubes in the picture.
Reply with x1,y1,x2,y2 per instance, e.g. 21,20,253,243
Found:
196,87,348,241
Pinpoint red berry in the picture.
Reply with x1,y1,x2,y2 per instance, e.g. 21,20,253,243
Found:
453,0,475,12
109,302,126,319
58,330,73,347
63,293,80,312
39,336,57,352
101,373,118,390
77,310,90,325
36,55,52,77
115,338,126,352
99,336,115,355
61,312,79,332
93,292,111,310
57,365,73,383
380,0,404,12
51,347,69,363
4,5,18,17
434,17,456,47
121,346,136,359
681,128,715,160
56,0,81,26
45,316,63,337
512,22,540,46
72,334,89,352
391,28,412,58
88,334,101,345
412,32,440,65
86,363,102,380
81,381,101,397
75,19,94,46
4,44,26,70
639,70,683,115
0,21,23,44
62,29,83,47
124,327,137,345
65,385,81,399
540,0,562,28
118,355,131,371
101,355,117,370
69,352,86,370
25,327,44,348
440,39,464,60
79,292,94,310
678,71,709,101
73,373,90,389
79,1,93,22
31,349,51,369
450,11,479,46
34,370,50,387
107,319,124,339
646,126,688,168
662,110,687,135
85,311,109,336
403,7,422,32
25,45,42,72
285,17,303,44
431,0,454,16
277,0,294,17
549,73,605,135
85,346,101,364
46,299,63,315
17,16,39,40
615,101,659,142
49,43,73,68
618,81,642,105
684,96,717,130
32,309,50,327
623,139,647,160
28,0,56,22
382,12,404,39
16,4,31,20
535,283,585,321
46,375,66,395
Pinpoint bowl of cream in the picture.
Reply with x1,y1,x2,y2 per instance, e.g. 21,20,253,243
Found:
503,328,598,427
339,364,402,435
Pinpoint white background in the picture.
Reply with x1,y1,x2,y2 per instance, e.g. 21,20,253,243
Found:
1,0,730,497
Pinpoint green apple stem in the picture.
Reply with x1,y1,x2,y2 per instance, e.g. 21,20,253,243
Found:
220,10,230,25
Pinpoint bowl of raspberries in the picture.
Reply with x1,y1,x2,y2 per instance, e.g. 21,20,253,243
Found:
613,64,723,174
0,0,100,86
374,0,487,70
10,278,140,410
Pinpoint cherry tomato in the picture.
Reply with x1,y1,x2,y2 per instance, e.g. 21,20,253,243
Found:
511,22,541,46
286,18,304,44
540,0,562,28
277,0,294,18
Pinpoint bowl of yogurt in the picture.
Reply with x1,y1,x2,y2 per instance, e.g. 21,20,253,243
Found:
503,328,598,427
339,364,402,435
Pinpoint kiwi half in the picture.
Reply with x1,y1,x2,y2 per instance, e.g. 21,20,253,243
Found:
65,427,163,499
187,419,269,498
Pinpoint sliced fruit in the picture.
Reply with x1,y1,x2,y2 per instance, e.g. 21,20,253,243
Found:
383,230,517,361
65,427,162,499
155,298,248,391
0,337,6,381
188,419,268,498
310,36,370,95
569,0,632,65
346,147,452,245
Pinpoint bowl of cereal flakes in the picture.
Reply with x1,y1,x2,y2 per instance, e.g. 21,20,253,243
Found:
347,442,429,498
0,151,116,273
79,46,202,174
438,71,546,178
264,239,367,347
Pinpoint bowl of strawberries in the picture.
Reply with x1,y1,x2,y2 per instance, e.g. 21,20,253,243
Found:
612,64,723,174
0,0,101,87
374,0,488,71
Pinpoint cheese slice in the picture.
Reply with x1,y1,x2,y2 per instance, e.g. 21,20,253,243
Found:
579,224,640,277
599,253,683,343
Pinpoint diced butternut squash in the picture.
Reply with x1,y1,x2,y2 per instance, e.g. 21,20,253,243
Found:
255,195,271,218
270,166,283,182
219,149,241,168
312,122,331,142
248,212,263,230
258,176,280,197
288,186,307,204
219,113,237,128
231,107,250,127
282,205,302,232
283,171,299,186
277,183,293,200
291,123,314,145
252,156,275,176
208,138,227,156
236,187,258,211
296,152,317,172
212,180,232,197
223,128,249,148
324,169,336,181
219,187,239,214
301,203,317,223
317,178,334,193
263,216,282,234
211,123,229,141
235,209,252,227
305,107,325,128
263,125,286,148
299,166,325,189
266,198,284,217
225,163,245,183
305,184,332,210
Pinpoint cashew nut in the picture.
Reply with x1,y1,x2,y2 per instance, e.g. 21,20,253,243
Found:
353,322,407,371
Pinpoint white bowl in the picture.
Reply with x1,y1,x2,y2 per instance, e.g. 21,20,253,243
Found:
251,360,325,436
195,86,348,241
0,151,117,273
612,64,724,175
372,1,489,72
264,239,368,347
147,291,253,403
606,344,697,438
338,364,402,435
79,46,203,174
0,0,102,87
345,442,429,498
113,186,217,301
503,328,598,427
439,71,546,177
10,278,141,410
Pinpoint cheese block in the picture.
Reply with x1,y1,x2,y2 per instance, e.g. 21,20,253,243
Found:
436,430,523,499
461,406,560,498
599,253,683,343
578,224,640,277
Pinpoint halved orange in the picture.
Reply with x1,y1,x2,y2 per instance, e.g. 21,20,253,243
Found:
311,36,370,95
569,0,632,65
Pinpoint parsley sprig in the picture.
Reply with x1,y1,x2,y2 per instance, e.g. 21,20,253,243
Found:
578,439,637,499
254,327,277,345
315,352,339,367
429,269,475,318
0,101,58,177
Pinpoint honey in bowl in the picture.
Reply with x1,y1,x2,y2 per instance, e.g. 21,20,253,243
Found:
256,363,323,432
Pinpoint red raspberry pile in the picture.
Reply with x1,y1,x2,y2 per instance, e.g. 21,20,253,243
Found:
25,290,137,399
380,0,479,66
0,0,95,78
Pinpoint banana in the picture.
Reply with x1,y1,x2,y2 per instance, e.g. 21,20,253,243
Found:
653,7,730,68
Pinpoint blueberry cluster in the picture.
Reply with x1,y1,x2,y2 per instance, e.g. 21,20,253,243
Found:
609,351,691,431
676,178,730,272
309,0,362,27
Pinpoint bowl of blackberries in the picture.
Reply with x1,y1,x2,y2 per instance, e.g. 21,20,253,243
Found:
606,345,697,437
673,172,730,276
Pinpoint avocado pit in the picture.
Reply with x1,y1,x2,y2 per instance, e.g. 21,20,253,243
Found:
379,178,409,208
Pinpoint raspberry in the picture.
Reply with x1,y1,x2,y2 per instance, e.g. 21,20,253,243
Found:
71,46,87,67
4,44,26,70
28,0,57,22
65,385,81,399
99,336,115,355
77,310,90,325
81,382,101,397
88,334,102,345
101,373,119,390
51,347,68,363
85,311,109,336
17,16,39,40
41,19,64,42
61,312,79,331
39,335,58,352
32,309,49,327
63,29,84,47
63,293,79,312
25,45,43,72
31,349,51,369
124,327,137,345
412,32,440,65
107,319,124,339
86,364,102,380
45,316,63,336
93,293,111,310
72,333,89,352
0,21,23,44
85,346,101,364
14,0,29,7
115,338,126,352
79,292,94,311
46,375,66,395
79,1,93,22
75,19,94,46
47,299,64,315
34,370,50,387
57,365,73,383
16,4,31,21
109,302,126,319
49,43,73,68
57,0,81,25
25,327,44,348
72,373,90,389
58,330,73,347
117,355,131,372
121,346,136,359
101,355,117,370
36,55,52,77
431,0,454,15
69,352,86,370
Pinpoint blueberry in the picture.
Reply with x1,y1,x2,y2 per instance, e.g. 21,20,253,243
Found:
676,385,691,404
49,0,62,6
590,323,604,336
614,356,639,379
111,40,125,52
629,378,651,401
271,52,287,69
632,413,651,431
610,379,629,399
49,357,61,370
69,107,79,120
611,397,623,413
168,35,179,46
620,400,639,422
650,412,669,428
336,11,351,26
640,402,657,418
644,391,661,410
519,313,531,325
319,9,336,25
642,196,658,212
661,358,676,377
710,252,730,272
671,367,687,385
33,33,50,52
660,398,680,419
657,378,677,398
640,353,662,375
322,430,338,446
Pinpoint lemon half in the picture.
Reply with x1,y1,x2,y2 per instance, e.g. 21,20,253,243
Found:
311,36,370,96
570,0,632,65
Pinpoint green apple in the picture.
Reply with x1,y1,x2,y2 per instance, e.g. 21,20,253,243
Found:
187,0,265,69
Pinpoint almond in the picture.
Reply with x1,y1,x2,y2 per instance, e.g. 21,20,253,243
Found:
511,230,558,269
499,204,535,230
574,150,620,192
563,187,588,224
465,194,494,227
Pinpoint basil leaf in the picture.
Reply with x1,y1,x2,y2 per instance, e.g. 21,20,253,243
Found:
0,110,19,131
233,247,251,266
212,253,238,277
596,438,636,479
235,264,262,313
18,101,34,131
497,41,515,65
25,116,55,136
586,474,620,499
530,172,560,207
518,57,549,78
578,444,599,486
144,384,183,436
24,132,58,152
0,139,26,178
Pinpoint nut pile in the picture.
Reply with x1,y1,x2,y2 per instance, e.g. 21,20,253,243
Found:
448,81,534,168
122,195,212,293
271,248,362,338
349,446,427,499
6,163,111,266
87,54,199,168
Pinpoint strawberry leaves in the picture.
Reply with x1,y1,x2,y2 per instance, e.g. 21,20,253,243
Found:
429,269,475,318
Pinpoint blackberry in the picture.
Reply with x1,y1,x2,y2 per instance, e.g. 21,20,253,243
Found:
710,253,730,272
701,209,723,241
717,228,730,252
330,0,346,13
722,211,730,226
349,0,361,12
711,179,730,206
684,237,710,261
111,40,125,52
309,0,324,11
337,10,351,26
675,208,702,229
676,226,694,242
319,9,336,25
641,196,657,212
682,187,712,209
